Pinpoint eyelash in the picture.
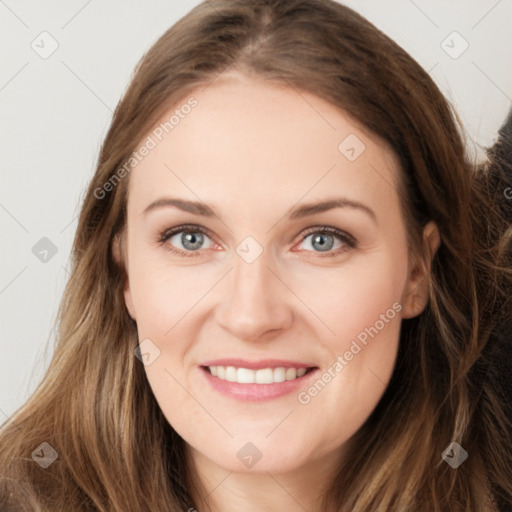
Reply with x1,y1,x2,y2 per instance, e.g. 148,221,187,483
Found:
157,224,357,258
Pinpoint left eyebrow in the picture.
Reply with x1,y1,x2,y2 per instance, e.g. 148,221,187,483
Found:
288,197,377,225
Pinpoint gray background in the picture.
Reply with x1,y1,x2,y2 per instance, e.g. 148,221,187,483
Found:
1,0,511,424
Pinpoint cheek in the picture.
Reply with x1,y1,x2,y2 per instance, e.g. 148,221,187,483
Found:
128,252,199,334
293,253,407,350
127,257,202,426
291,254,406,428
127,254,211,389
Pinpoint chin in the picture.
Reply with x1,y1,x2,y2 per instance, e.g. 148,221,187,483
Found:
191,435,320,475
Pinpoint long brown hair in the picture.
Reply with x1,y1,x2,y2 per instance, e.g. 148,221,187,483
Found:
1,1,511,510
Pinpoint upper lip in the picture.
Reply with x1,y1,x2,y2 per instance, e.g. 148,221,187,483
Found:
201,358,317,370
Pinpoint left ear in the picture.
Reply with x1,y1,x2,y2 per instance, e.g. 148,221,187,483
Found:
112,232,137,321
401,221,441,319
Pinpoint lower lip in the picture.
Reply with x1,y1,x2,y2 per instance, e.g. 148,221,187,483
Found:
200,367,318,401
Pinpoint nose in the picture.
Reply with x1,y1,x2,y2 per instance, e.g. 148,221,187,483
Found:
214,249,295,342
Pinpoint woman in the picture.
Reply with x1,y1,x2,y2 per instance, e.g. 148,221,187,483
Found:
1,0,511,510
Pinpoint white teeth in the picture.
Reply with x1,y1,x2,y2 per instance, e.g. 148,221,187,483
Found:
273,367,286,382
207,366,309,384
237,368,255,384
286,368,297,380
255,368,273,384
225,366,237,382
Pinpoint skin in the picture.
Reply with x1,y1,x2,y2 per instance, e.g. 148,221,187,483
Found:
115,71,440,511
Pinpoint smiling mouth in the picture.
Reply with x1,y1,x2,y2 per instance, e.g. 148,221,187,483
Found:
203,365,316,384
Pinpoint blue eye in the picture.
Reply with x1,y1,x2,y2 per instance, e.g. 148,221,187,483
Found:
159,225,214,257
304,233,335,251
296,227,356,257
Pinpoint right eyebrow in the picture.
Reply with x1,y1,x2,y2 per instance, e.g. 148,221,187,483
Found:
142,197,217,217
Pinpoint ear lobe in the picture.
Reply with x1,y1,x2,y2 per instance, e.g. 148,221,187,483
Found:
402,221,441,319
112,234,122,265
123,285,137,321
423,221,441,274
112,234,137,321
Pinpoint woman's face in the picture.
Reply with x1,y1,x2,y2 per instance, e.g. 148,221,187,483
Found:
120,72,436,476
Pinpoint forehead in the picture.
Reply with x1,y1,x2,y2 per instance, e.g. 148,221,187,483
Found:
127,73,401,219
